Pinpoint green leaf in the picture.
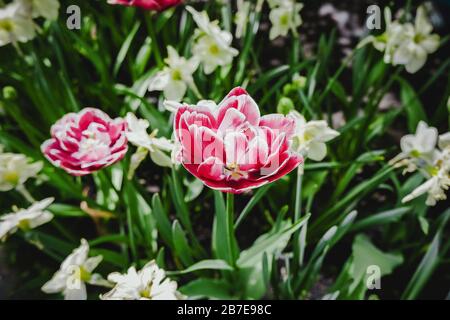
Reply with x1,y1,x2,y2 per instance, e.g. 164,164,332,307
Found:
113,22,140,77
168,259,233,275
402,209,450,299
351,207,411,232
48,204,87,217
212,191,238,263
237,215,310,299
180,278,234,299
398,77,427,132
238,215,309,268
152,193,173,248
350,234,403,294
172,220,194,266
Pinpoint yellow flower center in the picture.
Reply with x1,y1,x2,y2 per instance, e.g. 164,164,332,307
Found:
171,69,182,81
18,219,31,231
4,171,19,185
280,14,289,26
140,283,152,298
410,150,421,158
0,20,13,32
78,266,92,282
209,44,220,55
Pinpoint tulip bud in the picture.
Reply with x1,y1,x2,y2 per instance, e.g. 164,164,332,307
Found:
3,86,17,100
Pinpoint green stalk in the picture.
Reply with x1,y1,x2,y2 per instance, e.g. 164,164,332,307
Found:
226,192,236,268
292,169,303,270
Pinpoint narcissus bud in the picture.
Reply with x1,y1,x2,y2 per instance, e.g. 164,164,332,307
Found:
277,97,295,115
2,86,17,100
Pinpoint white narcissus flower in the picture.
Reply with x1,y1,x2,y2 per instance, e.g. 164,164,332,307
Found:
268,0,303,40
360,6,439,74
42,239,107,300
0,197,54,241
234,0,251,39
0,153,43,192
399,121,438,159
391,121,450,207
289,111,340,161
0,1,35,47
187,6,238,75
18,0,60,20
126,113,174,171
149,46,199,102
402,167,450,206
392,6,440,73
101,261,184,300
438,132,450,151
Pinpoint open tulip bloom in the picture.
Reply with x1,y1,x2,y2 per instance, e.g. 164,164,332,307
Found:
41,108,128,176
107,0,182,11
173,87,303,194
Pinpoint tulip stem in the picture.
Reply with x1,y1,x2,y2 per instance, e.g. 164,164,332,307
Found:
226,192,236,268
292,168,303,270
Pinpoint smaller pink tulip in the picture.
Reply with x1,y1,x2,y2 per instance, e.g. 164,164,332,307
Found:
108,0,182,11
41,108,128,176
174,87,303,194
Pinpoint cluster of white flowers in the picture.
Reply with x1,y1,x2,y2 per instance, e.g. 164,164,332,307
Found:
187,6,239,75
361,5,440,73
268,0,303,40
0,0,59,47
288,110,340,162
41,239,182,300
125,112,174,178
101,261,183,300
390,121,450,206
149,6,239,102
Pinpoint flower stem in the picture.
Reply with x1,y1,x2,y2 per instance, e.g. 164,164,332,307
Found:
16,185,35,203
292,168,303,270
226,192,236,268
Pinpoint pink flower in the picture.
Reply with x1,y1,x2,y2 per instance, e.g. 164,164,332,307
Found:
41,108,128,176
174,87,303,194
108,0,182,11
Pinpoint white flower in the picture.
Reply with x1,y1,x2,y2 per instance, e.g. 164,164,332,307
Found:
391,6,440,73
391,122,450,206
187,6,238,75
289,111,339,161
400,121,438,160
17,0,60,20
163,99,217,114
101,261,183,300
438,132,450,151
268,0,303,40
126,113,174,170
0,1,35,47
234,0,251,39
0,153,42,191
361,6,439,73
42,239,107,300
149,46,199,102
402,167,450,206
0,198,54,241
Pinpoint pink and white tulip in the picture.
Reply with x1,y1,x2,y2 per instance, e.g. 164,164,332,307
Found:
173,87,303,194
41,108,128,176
108,0,182,11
